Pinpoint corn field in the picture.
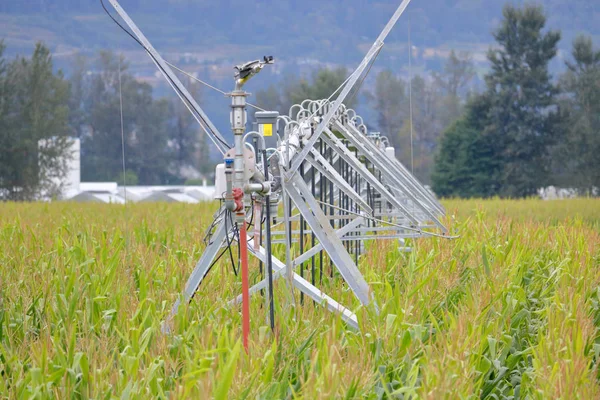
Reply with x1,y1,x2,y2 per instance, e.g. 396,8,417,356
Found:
1,199,599,399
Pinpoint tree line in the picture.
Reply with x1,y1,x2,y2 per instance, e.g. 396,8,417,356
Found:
256,3,599,198
0,46,212,200
432,5,599,198
69,51,211,186
0,43,71,200
1,3,598,201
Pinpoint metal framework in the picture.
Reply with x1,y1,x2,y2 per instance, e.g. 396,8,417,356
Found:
106,0,451,350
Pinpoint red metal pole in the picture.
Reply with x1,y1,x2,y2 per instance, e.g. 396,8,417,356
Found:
239,222,250,353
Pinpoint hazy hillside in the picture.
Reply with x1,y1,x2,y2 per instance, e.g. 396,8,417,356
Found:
1,0,598,74
1,0,598,144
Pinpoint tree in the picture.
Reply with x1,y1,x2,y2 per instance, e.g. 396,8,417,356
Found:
555,36,600,194
255,67,356,119
432,97,501,198
370,70,407,148
168,77,213,180
372,53,474,185
484,5,561,197
287,67,357,110
397,75,443,184
0,42,71,201
255,84,284,115
68,53,89,139
0,40,10,199
434,50,475,99
79,51,174,185
433,50,475,128
432,4,561,198
71,52,215,185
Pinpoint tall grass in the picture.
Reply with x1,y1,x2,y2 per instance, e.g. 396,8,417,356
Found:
0,199,598,398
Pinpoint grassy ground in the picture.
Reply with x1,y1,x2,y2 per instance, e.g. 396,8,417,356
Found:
0,199,599,399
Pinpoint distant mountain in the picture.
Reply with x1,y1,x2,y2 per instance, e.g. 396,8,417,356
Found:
2,0,598,146
2,0,598,75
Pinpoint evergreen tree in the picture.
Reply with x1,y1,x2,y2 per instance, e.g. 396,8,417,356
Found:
432,4,561,198
71,51,215,185
0,42,71,201
484,5,561,197
555,36,600,194
432,96,500,197
286,67,356,110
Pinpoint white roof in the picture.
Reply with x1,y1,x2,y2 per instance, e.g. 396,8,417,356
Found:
63,184,216,203
80,182,119,193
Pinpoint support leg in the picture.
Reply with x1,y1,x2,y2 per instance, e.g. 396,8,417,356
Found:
163,220,228,333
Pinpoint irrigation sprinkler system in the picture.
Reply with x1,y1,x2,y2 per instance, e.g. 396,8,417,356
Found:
104,0,452,352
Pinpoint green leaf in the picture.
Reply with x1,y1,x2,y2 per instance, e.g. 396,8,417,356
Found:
214,339,242,400
482,245,491,276
487,337,497,359
296,328,318,357
385,314,397,333
400,329,412,353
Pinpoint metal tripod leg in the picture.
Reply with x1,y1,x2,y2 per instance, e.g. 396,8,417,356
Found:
163,220,228,333
321,128,419,224
229,238,359,329
286,173,373,307
306,149,372,213
293,217,364,266
234,216,365,299
336,121,447,229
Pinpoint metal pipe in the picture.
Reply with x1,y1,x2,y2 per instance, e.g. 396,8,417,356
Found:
234,133,245,190
244,183,270,194
319,139,324,284
224,159,235,211
239,222,250,352
299,161,305,304
311,153,316,287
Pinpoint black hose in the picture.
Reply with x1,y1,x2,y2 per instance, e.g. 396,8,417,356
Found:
263,149,275,332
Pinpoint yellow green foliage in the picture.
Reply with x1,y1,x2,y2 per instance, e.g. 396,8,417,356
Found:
0,199,599,398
